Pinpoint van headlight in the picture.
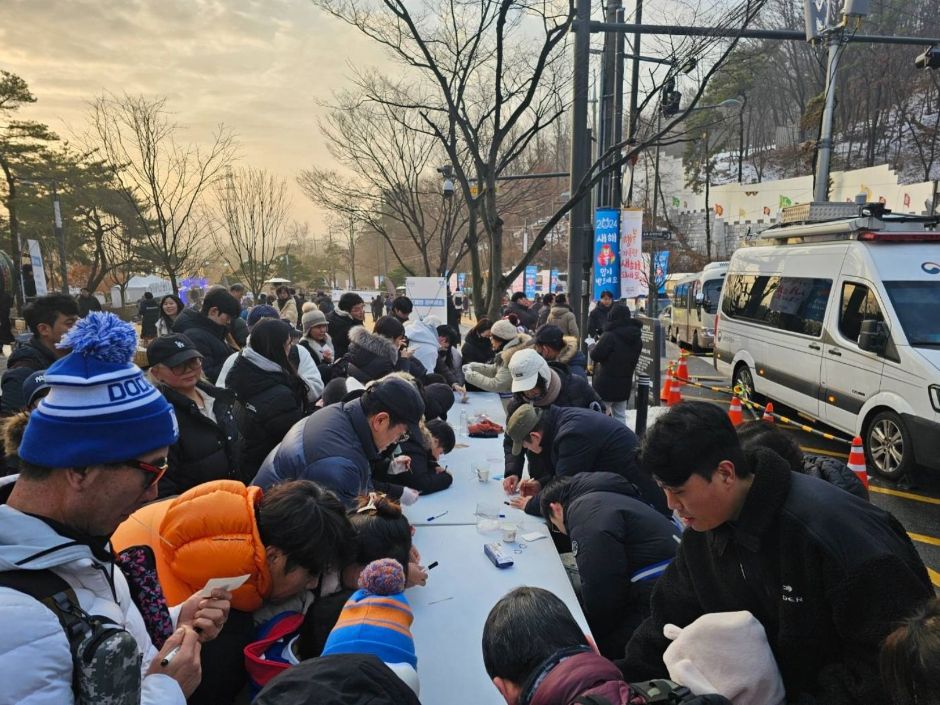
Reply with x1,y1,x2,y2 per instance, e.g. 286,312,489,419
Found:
930,385,940,413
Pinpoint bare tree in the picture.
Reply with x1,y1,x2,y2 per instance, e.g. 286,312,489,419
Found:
87,93,236,293
213,167,291,297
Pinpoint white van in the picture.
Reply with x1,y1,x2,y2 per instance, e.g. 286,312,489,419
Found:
670,262,728,351
715,202,940,480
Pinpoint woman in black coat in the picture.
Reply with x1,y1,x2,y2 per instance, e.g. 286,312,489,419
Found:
589,303,642,424
228,319,312,475
460,317,494,392
345,316,410,384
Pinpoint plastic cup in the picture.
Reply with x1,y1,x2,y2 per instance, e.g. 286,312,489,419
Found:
500,522,518,543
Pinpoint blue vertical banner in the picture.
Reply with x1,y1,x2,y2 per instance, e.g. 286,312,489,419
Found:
654,251,670,294
550,268,560,292
457,272,466,289
524,265,538,299
593,208,621,300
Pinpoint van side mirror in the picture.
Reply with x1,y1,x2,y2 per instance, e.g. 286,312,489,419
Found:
695,292,705,306
858,319,888,354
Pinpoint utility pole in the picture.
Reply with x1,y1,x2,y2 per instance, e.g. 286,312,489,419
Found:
624,0,643,206
813,30,849,203
51,181,68,294
567,0,592,332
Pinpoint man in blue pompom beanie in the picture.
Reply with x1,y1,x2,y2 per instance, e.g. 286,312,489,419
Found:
0,312,232,705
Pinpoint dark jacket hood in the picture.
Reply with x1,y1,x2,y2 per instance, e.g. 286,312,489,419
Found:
561,471,641,506
254,653,421,705
173,307,227,340
348,325,400,367
605,316,643,337
228,353,296,399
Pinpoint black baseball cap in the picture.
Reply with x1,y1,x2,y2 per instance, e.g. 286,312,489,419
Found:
146,334,203,368
534,324,565,349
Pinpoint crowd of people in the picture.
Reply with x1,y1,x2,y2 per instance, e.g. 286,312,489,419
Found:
0,285,936,705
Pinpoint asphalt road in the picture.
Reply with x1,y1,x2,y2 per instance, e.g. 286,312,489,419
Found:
667,343,940,590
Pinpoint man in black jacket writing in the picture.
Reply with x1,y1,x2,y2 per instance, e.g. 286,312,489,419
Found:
618,401,932,704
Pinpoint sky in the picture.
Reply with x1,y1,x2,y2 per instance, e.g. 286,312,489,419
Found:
2,0,392,236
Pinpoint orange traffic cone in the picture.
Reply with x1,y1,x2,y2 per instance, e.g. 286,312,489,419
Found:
847,436,870,490
762,402,775,423
660,365,673,403
667,367,683,406
675,353,689,387
728,395,744,426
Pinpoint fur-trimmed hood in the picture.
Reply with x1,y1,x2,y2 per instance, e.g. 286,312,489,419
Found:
558,336,581,364
349,325,400,366
2,412,30,458
498,333,533,365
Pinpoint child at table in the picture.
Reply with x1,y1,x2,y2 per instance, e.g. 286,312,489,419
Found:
374,418,456,497
295,493,428,659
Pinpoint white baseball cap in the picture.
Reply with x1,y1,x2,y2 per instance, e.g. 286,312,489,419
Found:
509,348,550,392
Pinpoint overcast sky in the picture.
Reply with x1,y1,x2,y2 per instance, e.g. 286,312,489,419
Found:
3,0,392,235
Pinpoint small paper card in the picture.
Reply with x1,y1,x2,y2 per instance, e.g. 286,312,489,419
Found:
201,574,251,597
521,531,548,542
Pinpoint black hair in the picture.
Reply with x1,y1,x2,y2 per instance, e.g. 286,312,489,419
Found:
143,292,154,300
348,494,412,574
159,294,185,329
23,294,79,336
510,291,527,303
374,315,406,341
339,292,364,312
256,480,356,575
537,475,575,519
423,372,447,386
16,459,56,481
437,325,459,347
600,290,614,300
505,313,520,327
555,293,568,305
640,401,750,486
248,319,305,389
482,586,589,683
230,283,245,294
543,293,555,305
470,317,492,338
391,296,413,314
201,289,241,318
276,285,290,296
880,597,940,705
426,418,455,454
737,421,803,472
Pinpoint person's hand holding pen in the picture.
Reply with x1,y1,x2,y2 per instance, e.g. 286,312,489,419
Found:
147,626,201,697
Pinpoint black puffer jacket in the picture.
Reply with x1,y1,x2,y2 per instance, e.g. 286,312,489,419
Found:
172,308,234,383
255,653,421,705
801,453,868,500
373,421,454,496
560,472,680,659
345,326,408,384
590,317,643,402
619,449,933,705
228,350,311,475
157,382,244,498
504,364,605,483
588,302,612,337
460,331,494,391
525,406,668,518
506,300,537,330
327,310,363,359
1,338,58,414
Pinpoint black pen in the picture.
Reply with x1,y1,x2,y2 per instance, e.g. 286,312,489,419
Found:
427,561,439,570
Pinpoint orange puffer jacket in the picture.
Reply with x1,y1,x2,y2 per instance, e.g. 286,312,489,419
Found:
112,480,272,611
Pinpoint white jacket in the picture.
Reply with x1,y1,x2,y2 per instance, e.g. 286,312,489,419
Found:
0,485,185,705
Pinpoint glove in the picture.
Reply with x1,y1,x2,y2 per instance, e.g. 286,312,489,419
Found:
399,487,420,505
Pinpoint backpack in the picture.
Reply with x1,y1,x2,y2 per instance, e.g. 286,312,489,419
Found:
244,610,305,697
0,569,144,704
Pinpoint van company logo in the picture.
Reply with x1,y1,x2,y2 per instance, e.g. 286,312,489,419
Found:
922,262,940,275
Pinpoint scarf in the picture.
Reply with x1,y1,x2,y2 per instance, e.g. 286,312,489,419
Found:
533,369,562,407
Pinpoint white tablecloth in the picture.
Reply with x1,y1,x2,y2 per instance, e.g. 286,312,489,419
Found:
408,523,589,705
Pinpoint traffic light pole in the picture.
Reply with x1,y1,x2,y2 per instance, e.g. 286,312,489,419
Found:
813,30,848,203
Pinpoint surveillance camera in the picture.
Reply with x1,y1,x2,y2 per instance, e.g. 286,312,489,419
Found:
436,164,454,177
443,177,455,198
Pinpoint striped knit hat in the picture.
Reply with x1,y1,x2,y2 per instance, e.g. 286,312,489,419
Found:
18,312,179,468
322,558,418,677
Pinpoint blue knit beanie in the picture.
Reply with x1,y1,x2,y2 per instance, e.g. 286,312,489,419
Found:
18,312,179,468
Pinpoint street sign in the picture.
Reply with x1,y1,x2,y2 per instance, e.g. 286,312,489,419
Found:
634,314,665,406
642,230,673,241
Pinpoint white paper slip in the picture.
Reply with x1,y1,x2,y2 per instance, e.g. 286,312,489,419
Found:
201,574,251,597
521,531,548,542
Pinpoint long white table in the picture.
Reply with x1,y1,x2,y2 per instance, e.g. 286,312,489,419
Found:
408,523,590,705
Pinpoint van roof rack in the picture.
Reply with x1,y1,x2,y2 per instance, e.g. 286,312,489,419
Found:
755,201,940,244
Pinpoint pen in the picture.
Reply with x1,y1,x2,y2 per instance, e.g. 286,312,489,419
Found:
427,561,439,570
427,510,449,522
160,646,181,667
504,501,511,506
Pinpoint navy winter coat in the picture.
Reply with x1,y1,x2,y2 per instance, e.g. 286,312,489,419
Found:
251,398,380,507
590,317,643,402
1,338,58,413
172,308,234,383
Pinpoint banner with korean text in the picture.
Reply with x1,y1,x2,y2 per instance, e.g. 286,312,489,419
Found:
593,208,621,300
620,208,646,299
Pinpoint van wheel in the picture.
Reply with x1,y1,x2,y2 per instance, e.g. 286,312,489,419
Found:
865,410,913,482
692,332,702,353
732,364,763,405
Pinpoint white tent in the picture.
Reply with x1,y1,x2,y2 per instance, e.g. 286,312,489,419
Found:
111,275,173,307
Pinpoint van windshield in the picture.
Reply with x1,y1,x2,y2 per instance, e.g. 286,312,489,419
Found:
884,282,940,346
701,278,723,314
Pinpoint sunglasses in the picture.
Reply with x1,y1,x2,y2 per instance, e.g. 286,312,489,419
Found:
169,357,202,375
126,457,168,488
